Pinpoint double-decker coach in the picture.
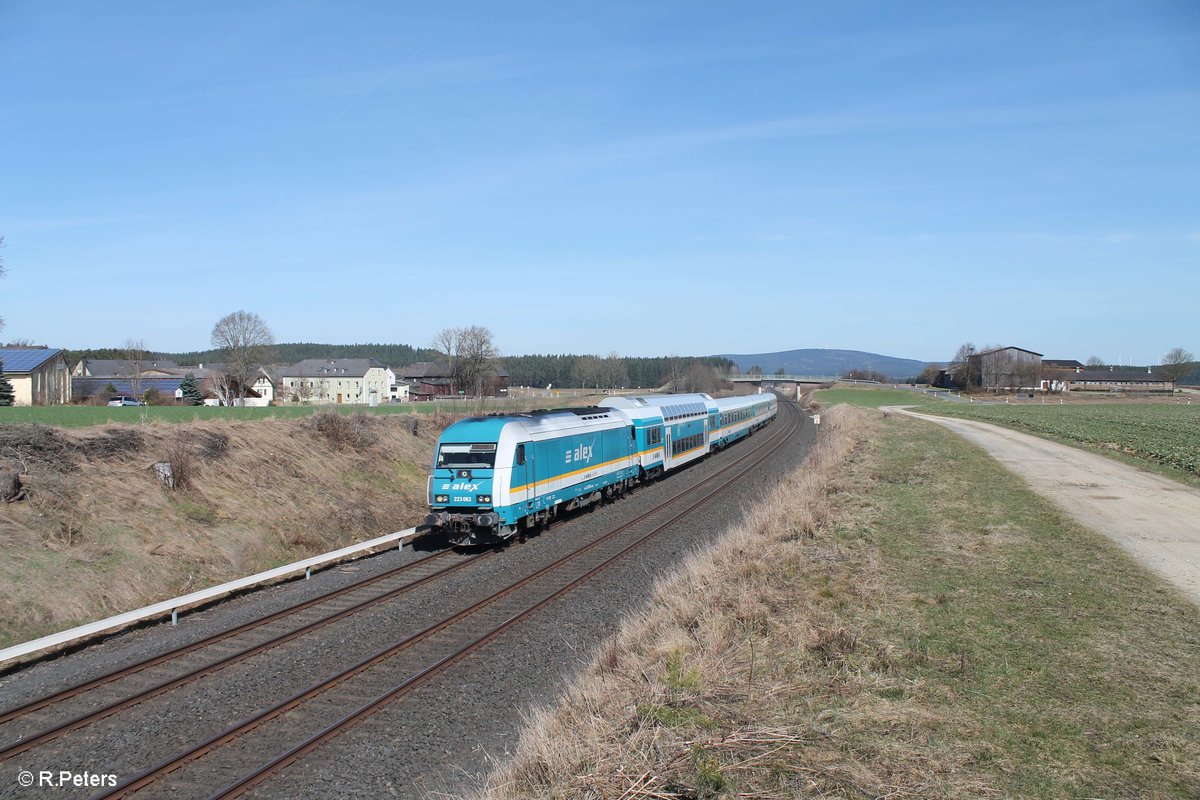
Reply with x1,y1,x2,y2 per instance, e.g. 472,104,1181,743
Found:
710,393,778,449
600,393,716,473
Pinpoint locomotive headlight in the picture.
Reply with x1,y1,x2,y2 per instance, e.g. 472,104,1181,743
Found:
435,494,450,504
476,494,492,504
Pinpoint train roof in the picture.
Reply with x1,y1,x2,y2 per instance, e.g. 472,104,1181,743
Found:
600,392,716,421
713,392,776,410
440,406,626,442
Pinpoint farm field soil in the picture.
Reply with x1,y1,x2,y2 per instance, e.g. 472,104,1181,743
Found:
476,406,1200,799
0,413,445,650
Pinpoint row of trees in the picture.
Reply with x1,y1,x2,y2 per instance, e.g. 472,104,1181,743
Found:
423,330,736,396
502,354,735,391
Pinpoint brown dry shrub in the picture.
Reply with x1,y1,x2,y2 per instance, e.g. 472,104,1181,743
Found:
76,427,145,460
0,424,76,472
193,429,229,459
308,411,378,451
164,430,196,490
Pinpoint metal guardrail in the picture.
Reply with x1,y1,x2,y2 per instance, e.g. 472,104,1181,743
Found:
0,526,428,666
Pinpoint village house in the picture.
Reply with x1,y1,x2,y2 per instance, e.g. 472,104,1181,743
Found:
280,358,391,405
399,361,510,400
0,347,72,406
245,366,283,408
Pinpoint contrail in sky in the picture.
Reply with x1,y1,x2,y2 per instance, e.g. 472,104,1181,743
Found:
335,47,425,119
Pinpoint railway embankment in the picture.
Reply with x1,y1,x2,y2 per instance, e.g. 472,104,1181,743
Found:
476,404,1200,799
0,413,449,651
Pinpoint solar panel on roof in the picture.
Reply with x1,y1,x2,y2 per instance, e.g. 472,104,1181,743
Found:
0,349,62,372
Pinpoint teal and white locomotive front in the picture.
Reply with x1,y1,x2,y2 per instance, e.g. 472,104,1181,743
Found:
425,416,516,545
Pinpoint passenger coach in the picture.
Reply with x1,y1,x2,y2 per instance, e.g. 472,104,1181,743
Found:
426,391,778,545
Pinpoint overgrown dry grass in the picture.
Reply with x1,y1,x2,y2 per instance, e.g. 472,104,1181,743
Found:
0,412,453,650
472,405,1200,799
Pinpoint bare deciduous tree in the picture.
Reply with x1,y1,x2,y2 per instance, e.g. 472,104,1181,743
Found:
949,342,978,389
571,355,602,389
685,361,723,394
1085,355,1104,367
1161,347,1196,383
459,325,499,397
210,310,275,405
602,352,628,389
434,326,499,397
432,328,464,395
122,337,147,399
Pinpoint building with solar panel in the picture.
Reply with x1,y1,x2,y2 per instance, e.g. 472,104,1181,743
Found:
0,347,72,405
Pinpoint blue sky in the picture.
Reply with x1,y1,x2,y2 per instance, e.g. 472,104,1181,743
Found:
2,1,1197,363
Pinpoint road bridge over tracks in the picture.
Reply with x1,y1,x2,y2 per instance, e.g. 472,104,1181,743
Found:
728,374,840,399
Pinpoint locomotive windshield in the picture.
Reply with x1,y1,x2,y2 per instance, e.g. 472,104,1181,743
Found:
436,442,497,469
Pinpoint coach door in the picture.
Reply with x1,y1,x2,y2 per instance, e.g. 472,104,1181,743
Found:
516,443,536,507
664,427,673,470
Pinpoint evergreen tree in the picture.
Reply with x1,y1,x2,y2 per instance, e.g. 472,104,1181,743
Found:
180,372,204,406
0,360,14,406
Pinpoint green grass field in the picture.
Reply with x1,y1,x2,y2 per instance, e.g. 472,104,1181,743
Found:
0,404,433,427
921,401,1200,479
815,385,1200,484
812,387,940,408
857,413,1200,796
0,394,610,428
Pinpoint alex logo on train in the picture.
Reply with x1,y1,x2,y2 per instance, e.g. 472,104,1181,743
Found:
440,482,481,492
564,443,594,464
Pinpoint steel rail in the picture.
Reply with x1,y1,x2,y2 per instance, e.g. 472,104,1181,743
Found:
0,548,458,725
0,549,492,758
91,403,801,800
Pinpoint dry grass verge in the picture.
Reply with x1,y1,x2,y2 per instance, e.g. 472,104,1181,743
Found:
0,413,450,650
473,406,1200,799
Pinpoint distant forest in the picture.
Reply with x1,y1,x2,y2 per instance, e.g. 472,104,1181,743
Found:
63,343,737,390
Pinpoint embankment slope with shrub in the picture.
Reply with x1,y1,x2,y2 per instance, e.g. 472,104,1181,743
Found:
476,405,1199,799
0,413,446,650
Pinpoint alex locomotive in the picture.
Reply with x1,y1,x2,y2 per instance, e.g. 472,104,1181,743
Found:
424,391,778,545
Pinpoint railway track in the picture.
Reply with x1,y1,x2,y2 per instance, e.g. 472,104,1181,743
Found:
100,402,803,799
1,402,805,799
0,548,491,757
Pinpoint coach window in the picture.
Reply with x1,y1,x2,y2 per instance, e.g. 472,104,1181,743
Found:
516,444,526,466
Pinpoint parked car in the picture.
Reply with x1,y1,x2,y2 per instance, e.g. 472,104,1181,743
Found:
107,396,144,407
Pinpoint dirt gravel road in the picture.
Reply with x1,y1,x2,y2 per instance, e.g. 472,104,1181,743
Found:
887,407,1200,606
